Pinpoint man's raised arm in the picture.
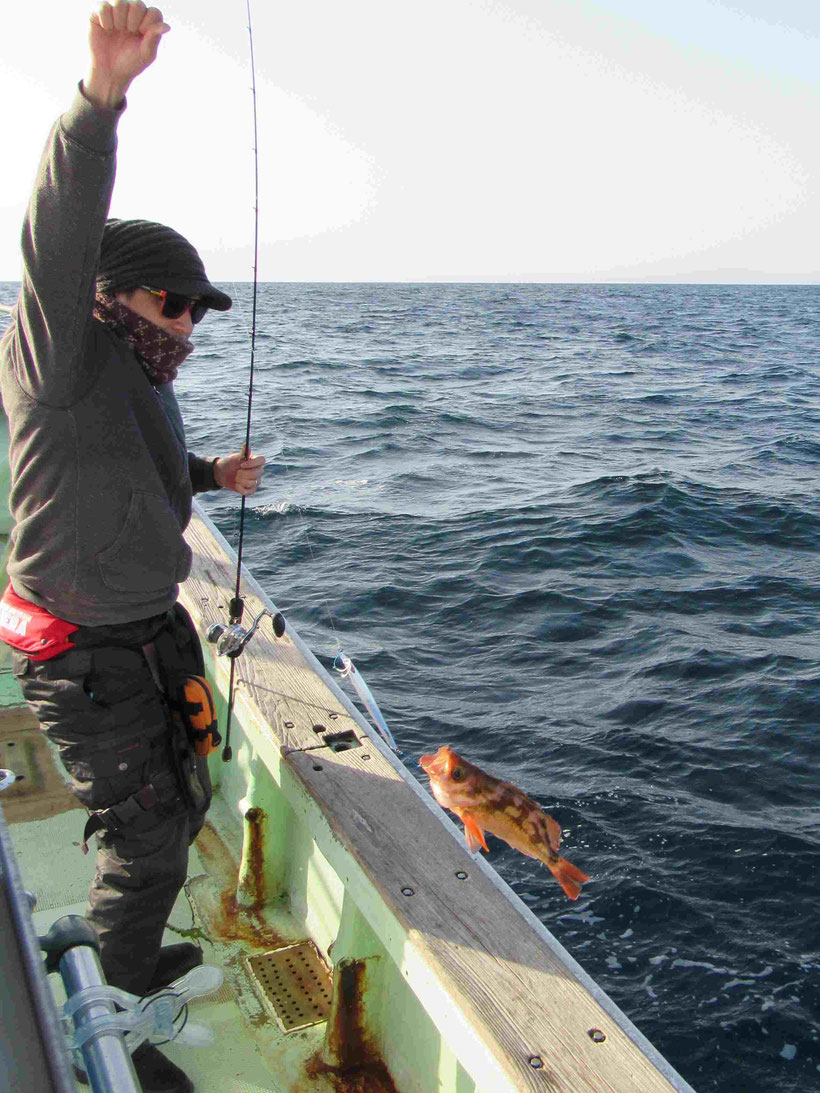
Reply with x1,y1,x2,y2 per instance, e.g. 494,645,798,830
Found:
12,2,169,405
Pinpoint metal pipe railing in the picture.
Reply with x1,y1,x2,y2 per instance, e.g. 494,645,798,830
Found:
40,916,142,1093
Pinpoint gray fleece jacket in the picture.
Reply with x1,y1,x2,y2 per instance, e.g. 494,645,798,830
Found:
0,88,218,626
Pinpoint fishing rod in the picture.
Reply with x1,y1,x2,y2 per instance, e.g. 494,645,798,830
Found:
207,0,398,760
206,0,284,763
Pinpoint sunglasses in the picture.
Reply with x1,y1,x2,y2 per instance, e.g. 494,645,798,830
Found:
140,286,209,325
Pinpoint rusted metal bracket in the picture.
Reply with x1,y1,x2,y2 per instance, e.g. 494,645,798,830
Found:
282,727,367,758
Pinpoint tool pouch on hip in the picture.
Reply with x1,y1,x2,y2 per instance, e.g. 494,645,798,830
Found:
167,706,209,813
151,605,218,810
180,675,220,757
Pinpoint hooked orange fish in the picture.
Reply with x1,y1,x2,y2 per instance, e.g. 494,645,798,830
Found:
420,745,589,901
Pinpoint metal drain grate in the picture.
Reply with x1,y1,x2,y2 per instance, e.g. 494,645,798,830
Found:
246,942,333,1032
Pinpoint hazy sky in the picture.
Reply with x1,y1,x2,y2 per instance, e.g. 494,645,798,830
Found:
1,0,817,282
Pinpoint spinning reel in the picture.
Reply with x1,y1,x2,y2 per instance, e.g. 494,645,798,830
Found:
206,603,286,658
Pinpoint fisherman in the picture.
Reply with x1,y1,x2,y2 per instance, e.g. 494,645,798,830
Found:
0,5,264,1091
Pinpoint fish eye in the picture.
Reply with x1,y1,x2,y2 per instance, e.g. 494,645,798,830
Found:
451,767,464,781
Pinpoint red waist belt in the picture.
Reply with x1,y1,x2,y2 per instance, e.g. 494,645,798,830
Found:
0,585,79,661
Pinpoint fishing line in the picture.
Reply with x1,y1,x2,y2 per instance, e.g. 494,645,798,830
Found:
222,272,400,754
220,280,398,753
218,0,340,758
232,0,260,607
219,0,261,763
213,1,398,758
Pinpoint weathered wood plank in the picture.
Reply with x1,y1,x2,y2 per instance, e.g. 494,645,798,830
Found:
182,513,360,755
181,505,694,1093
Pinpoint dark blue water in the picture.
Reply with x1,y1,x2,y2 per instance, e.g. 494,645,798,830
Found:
2,282,819,1091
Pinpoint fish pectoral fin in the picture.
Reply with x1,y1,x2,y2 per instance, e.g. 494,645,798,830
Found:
454,810,490,854
546,814,562,853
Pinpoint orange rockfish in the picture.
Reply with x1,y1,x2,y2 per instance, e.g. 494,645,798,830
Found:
420,745,589,901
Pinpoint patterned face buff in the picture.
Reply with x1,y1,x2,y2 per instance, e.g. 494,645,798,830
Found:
93,292,194,385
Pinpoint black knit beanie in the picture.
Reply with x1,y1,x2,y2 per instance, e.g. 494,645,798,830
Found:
96,219,232,311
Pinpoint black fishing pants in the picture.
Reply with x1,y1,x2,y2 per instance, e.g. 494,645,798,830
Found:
12,606,212,997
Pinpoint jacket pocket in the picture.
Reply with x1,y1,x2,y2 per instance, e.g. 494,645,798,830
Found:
97,490,192,593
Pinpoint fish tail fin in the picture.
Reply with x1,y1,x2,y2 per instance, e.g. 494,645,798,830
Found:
547,855,590,901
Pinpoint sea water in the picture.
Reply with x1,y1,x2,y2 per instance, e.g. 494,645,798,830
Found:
2,281,818,1092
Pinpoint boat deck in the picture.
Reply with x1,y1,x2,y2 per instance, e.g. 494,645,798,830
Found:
2,704,338,1093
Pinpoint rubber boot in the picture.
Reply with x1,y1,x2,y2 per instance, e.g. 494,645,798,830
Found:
147,943,204,992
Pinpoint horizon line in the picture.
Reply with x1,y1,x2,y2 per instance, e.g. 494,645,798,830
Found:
1,278,819,293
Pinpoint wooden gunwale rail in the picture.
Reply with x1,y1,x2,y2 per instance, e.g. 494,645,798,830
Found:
181,502,697,1093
